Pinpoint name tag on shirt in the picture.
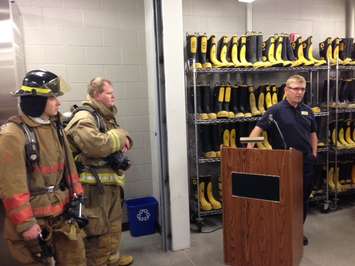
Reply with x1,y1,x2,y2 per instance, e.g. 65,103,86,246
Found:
301,111,309,116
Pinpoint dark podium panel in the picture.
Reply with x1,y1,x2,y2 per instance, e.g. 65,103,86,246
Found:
222,148,303,266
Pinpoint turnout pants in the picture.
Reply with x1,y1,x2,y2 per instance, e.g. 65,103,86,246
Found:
83,185,123,266
4,216,86,266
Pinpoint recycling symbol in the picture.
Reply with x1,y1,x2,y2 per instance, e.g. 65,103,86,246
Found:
137,209,150,222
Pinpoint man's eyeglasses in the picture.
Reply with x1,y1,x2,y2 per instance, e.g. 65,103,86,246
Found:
287,86,306,92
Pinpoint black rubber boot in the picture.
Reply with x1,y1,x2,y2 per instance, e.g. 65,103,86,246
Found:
231,86,244,117
238,35,253,67
319,37,334,64
187,34,202,68
262,36,281,66
217,36,234,67
292,37,313,66
200,125,215,158
278,84,286,102
208,35,225,67
256,85,266,115
214,86,228,118
198,34,212,68
239,85,252,117
211,125,222,157
274,35,292,66
303,36,326,66
246,33,257,64
223,85,235,118
201,86,217,119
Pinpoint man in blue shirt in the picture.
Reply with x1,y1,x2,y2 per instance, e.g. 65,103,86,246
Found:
247,74,318,246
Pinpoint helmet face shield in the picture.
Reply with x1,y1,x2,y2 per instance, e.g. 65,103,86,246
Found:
12,71,71,97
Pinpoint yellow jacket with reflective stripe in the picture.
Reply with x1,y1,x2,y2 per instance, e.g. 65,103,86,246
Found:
0,114,83,234
64,96,132,186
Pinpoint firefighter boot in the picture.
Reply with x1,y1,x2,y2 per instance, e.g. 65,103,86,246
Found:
262,36,282,66
257,85,266,114
248,85,261,116
201,125,216,158
283,35,303,67
332,37,346,65
207,181,222,209
198,34,212,68
327,167,336,191
319,37,335,65
352,164,355,184
278,84,286,101
202,86,217,120
230,128,237,148
238,35,253,67
211,125,222,157
215,86,229,118
229,35,244,68
197,87,208,120
262,131,272,149
345,120,355,146
239,85,252,117
303,36,326,66
223,128,230,148
271,85,278,106
256,33,272,67
187,34,202,69
274,35,292,67
116,256,134,266
265,85,273,110
208,35,225,67
231,86,244,118
338,121,352,148
217,36,234,67
331,122,345,149
340,38,355,65
224,85,235,118
334,167,344,192
246,33,266,68
199,181,212,211
293,37,313,66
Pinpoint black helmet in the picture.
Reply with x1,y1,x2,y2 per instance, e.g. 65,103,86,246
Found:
12,69,65,97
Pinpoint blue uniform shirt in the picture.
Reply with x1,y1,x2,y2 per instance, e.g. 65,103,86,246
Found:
256,100,317,160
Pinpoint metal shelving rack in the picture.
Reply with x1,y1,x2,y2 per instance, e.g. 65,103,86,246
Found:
186,59,353,227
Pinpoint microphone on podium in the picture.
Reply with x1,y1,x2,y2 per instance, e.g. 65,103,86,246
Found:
268,114,288,150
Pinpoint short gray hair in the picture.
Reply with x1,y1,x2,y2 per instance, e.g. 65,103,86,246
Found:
87,77,112,97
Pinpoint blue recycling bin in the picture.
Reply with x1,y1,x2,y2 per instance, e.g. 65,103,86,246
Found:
126,196,158,237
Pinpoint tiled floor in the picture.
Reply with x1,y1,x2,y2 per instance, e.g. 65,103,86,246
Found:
121,203,355,266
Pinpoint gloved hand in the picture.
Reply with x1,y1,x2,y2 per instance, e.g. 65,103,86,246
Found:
22,223,41,241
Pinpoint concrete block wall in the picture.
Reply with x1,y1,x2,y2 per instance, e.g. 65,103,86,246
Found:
183,0,346,53
16,0,153,200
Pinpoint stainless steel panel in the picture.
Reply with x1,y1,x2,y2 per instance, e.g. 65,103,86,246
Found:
0,1,24,265
0,0,25,125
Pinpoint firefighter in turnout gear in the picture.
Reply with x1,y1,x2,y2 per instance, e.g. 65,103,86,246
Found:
65,77,134,266
0,70,87,265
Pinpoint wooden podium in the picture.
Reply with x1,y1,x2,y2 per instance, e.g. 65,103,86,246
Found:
222,148,303,266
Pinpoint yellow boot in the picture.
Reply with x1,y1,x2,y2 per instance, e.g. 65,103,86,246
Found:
187,34,202,69
327,167,336,191
334,167,344,192
339,127,352,148
265,85,273,110
230,128,237,148
271,85,278,106
319,37,336,65
208,35,226,68
263,36,283,67
274,35,293,67
229,35,244,68
198,34,212,68
116,256,134,266
293,36,313,66
345,122,355,146
262,131,272,149
223,129,230,147
218,36,234,67
199,181,212,211
332,127,345,149
258,85,266,114
332,38,347,65
216,86,229,118
249,86,261,116
224,86,235,118
303,36,326,66
238,35,253,67
207,181,222,209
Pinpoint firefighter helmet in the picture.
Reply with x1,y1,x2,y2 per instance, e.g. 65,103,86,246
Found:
12,69,69,97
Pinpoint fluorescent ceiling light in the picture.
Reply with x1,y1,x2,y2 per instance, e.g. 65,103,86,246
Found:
238,0,255,3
